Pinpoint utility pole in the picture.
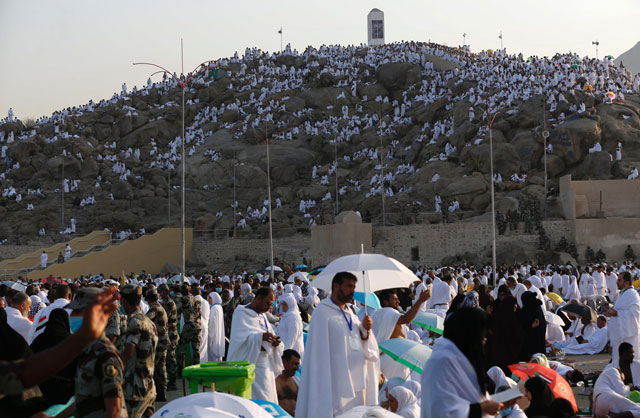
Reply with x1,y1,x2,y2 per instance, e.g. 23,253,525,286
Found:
592,40,600,59
462,32,466,46
278,27,283,52
334,139,339,217
499,31,503,50
232,149,237,238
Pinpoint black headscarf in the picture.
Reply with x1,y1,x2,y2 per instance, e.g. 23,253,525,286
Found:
524,376,555,417
488,295,524,374
0,307,32,361
549,397,576,418
518,291,547,361
443,307,490,393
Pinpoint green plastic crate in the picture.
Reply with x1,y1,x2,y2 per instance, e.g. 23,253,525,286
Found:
182,361,256,398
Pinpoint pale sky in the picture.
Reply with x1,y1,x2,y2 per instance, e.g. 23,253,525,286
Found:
1,0,637,120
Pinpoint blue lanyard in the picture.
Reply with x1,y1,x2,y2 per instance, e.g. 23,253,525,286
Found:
246,304,269,332
331,297,353,331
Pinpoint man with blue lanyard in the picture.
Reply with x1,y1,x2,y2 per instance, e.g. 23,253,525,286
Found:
228,287,283,403
296,272,380,418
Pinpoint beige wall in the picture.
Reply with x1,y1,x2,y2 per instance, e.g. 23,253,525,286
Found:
23,228,192,280
311,222,373,265
574,218,640,263
0,231,111,274
560,175,640,219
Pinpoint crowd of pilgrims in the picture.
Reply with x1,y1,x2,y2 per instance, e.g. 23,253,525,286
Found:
2,256,640,417
1,41,639,238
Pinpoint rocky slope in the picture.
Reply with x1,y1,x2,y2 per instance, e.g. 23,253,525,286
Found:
0,42,639,246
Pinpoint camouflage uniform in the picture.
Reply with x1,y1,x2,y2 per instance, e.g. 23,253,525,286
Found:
160,290,179,386
146,301,169,399
75,336,128,418
106,307,127,352
123,310,158,418
176,291,201,369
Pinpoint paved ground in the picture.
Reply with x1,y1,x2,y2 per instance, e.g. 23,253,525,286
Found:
153,353,611,415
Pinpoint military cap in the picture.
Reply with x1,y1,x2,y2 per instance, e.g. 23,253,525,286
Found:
119,284,142,296
66,287,102,310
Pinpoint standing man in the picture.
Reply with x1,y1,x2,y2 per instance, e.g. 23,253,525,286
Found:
120,284,158,418
176,284,201,369
64,244,72,262
5,291,32,341
192,287,209,363
296,272,379,418
593,265,607,297
605,271,640,364
228,287,283,402
159,284,179,390
67,287,128,418
40,251,48,269
146,288,169,402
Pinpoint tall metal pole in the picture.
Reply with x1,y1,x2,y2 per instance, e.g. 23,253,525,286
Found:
499,31,503,50
489,112,499,287
61,155,65,232
542,98,549,219
280,27,283,52
592,40,599,59
334,139,339,217
266,124,275,280
233,149,237,239
181,38,186,281
168,171,171,225
463,33,466,46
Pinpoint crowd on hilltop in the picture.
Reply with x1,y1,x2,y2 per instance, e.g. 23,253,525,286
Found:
0,41,639,241
3,254,640,417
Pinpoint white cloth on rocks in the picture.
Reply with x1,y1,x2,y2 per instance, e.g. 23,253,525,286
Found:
227,304,283,403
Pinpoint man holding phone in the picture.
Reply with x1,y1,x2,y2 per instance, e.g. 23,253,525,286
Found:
227,287,283,403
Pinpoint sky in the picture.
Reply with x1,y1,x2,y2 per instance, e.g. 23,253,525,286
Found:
1,0,637,120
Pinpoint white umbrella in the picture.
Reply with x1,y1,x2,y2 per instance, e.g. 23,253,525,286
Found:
263,265,283,272
287,271,309,283
335,405,403,418
151,392,272,418
311,253,420,294
545,311,565,326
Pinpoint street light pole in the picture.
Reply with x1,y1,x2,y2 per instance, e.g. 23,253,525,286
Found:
542,98,549,218
499,31,503,50
592,40,600,59
462,32,466,46
488,111,500,287
334,139,339,217
265,123,275,280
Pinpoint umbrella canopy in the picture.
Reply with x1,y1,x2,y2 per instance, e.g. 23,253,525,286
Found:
263,265,283,272
544,311,565,327
378,338,432,374
287,271,308,283
509,363,577,412
311,253,419,294
412,312,445,335
295,264,308,270
151,392,273,418
250,399,292,417
559,303,597,322
336,406,402,418
168,274,187,284
41,276,65,285
547,292,564,305
353,292,381,310
2,281,26,291
308,266,325,276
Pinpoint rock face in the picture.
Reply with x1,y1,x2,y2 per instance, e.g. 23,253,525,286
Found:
1,42,639,245
615,41,640,75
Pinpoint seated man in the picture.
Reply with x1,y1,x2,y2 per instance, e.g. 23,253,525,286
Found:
563,316,608,355
593,343,640,417
275,349,301,416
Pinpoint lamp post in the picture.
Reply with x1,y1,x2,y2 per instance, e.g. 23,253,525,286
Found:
133,39,208,280
462,32,467,47
592,40,600,59
488,110,500,287
264,123,275,280
499,31,503,50
542,97,549,218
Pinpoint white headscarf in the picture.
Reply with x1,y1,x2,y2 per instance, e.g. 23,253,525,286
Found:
402,380,422,404
389,386,420,418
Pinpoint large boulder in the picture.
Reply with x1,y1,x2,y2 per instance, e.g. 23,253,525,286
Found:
460,143,521,175
111,180,133,200
550,118,602,165
573,151,612,180
376,62,421,91
511,132,542,171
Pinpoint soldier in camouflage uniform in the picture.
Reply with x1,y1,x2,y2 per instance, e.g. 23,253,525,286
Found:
145,288,169,401
176,283,201,370
68,287,128,418
158,284,179,390
120,284,158,418
106,304,127,352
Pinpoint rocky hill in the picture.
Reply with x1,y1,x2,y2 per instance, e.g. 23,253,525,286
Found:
616,41,640,75
0,42,639,246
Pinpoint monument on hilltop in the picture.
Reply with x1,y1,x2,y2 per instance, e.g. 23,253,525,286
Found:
367,8,384,46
